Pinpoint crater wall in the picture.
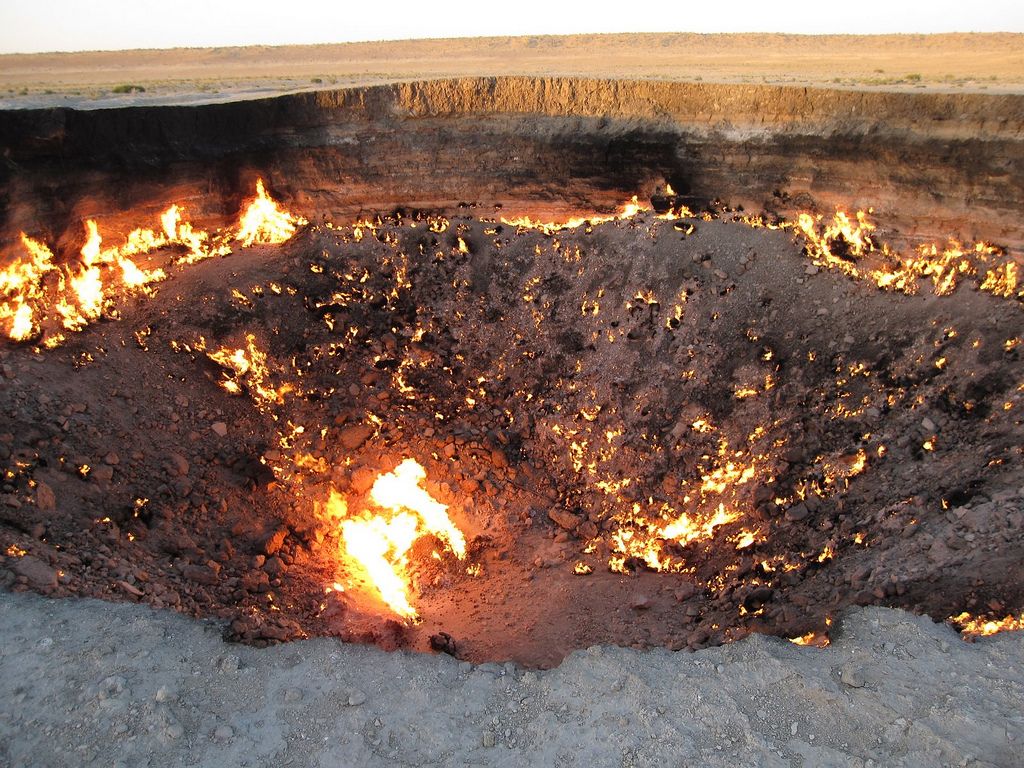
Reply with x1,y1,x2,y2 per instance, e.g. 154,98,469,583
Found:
1,77,1022,254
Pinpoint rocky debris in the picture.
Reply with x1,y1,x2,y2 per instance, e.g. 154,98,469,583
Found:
262,527,288,556
429,631,458,657
839,663,866,688
547,508,581,531
784,503,809,522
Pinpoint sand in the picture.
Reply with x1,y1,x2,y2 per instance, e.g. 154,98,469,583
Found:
1,32,1023,110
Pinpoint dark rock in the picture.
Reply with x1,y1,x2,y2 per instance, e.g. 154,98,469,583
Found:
429,631,459,656
35,481,56,512
630,594,651,610
182,564,219,586
785,503,809,522
242,571,271,593
167,453,190,477
263,556,286,577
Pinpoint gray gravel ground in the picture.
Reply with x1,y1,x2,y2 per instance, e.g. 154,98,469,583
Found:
0,591,1020,767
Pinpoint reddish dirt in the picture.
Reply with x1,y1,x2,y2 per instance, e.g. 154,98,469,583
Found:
1,208,1022,667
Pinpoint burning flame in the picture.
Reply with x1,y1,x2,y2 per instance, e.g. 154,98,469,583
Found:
501,196,652,235
788,630,830,647
236,179,307,247
794,209,1018,298
2,179,304,345
333,458,466,618
206,333,293,406
950,611,1024,638
0,235,55,341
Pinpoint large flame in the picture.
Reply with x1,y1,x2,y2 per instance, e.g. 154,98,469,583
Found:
235,178,307,247
369,459,467,558
333,458,466,618
0,235,55,341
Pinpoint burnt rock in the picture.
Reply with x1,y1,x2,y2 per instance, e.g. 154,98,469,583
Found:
338,424,373,451
182,564,219,587
429,631,459,657
784,503,809,522
263,556,286,578
35,481,56,512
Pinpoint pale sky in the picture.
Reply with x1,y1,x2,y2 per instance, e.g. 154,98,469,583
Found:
0,0,1022,54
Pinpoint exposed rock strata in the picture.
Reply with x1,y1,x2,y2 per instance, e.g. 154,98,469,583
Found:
2,78,1022,255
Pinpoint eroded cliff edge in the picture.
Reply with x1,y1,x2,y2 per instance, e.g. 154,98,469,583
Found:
1,77,1023,254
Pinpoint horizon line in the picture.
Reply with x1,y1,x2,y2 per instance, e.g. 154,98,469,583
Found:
3,29,1022,57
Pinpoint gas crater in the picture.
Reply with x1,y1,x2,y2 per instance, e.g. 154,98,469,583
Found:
1,78,1022,667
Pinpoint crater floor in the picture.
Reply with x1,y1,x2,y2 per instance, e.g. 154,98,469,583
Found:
1,209,1022,667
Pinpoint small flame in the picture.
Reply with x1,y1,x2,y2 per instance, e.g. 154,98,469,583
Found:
501,195,652,235
789,630,830,647
207,333,292,407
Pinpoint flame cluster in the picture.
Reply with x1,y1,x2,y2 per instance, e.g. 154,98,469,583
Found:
795,210,1018,298
204,333,295,407
951,611,1024,638
500,198,1019,304
1,179,304,345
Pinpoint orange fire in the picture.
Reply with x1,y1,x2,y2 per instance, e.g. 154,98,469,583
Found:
501,195,653,235
331,458,466,618
793,209,1018,298
950,611,1024,638
206,333,293,406
236,178,307,247
0,235,55,341
788,630,830,647
2,179,304,345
